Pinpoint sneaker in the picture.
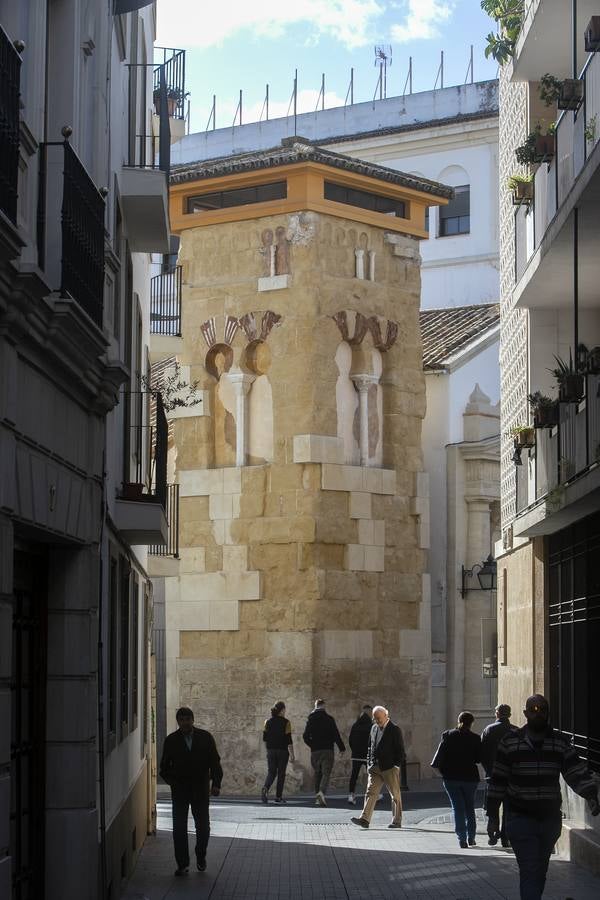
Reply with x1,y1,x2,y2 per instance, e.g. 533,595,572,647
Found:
315,791,327,807
488,835,498,846
351,817,370,829
500,838,510,848
274,797,287,804
388,822,402,829
459,841,468,849
261,787,268,804
196,858,206,872
348,793,356,805
468,839,477,847
174,867,189,876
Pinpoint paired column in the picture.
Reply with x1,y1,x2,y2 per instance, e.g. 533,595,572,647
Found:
225,371,255,466
351,374,379,466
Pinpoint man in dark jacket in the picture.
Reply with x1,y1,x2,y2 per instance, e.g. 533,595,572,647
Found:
302,699,345,806
487,695,599,900
159,707,223,876
347,705,373,804
481,703,516,847
351,705,404,829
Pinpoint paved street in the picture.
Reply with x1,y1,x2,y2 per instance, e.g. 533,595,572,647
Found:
125,786,600,899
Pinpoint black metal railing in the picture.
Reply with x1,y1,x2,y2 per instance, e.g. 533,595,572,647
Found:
37,141,105,328
0,26,22,223
122,391,168,509
153,48,186,120
517,373,600,515
126,48,185,174
149,483,179,557
150,266,182,335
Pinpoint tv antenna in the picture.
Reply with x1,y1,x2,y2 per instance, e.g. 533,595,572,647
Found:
374,45,392,100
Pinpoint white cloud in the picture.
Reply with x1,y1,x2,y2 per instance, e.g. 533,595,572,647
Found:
157,0,384,51
390,0,454,43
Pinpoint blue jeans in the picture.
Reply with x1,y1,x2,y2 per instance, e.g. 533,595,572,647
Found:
506,812,562,900
443,779,478,843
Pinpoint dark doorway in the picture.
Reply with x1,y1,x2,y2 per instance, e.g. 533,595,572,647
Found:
10,546,48,900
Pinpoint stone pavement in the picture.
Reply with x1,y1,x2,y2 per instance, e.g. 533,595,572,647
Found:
125,788,600,899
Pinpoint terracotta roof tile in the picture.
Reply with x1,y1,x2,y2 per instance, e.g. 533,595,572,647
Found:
420,303,500,369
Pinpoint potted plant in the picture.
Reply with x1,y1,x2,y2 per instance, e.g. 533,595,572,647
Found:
511,424,536,448
549,353,585,402
153,87,182,117
508,174,534,204
515,126,555,165
585,16,600,52
539,73,584,111
528,391,559,428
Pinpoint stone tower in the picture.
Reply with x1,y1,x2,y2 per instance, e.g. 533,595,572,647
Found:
154,140,452,792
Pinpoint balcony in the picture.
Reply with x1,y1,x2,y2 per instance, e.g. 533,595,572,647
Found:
38,140,105,328
513,49,600,310
514,372,600,534
114,393,168,545
149,265,183,361
512,0,596,82
0,25,22,225
149,483,180,558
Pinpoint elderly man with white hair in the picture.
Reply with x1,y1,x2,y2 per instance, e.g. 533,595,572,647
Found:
351,705,405,829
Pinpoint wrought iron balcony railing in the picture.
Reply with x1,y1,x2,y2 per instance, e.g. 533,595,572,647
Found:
0,26,22,224
150,266,182,336
149,483,179,557
515,372,600,515
38,140,105,328
122,391,168,509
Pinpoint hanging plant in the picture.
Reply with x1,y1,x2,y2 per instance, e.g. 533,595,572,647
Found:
508,173,534,204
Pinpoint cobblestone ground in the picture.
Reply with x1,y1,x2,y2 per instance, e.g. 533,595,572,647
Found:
125,788,600,900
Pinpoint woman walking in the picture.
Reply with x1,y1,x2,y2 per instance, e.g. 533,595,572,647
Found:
261,701,294,804
432,711,481,848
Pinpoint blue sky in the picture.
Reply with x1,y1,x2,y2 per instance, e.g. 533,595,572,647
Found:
156,1,497,134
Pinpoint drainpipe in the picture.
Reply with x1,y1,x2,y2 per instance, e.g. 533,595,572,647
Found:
574,207,579,363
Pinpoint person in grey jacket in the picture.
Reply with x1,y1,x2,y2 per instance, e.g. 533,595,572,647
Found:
481,704,516,847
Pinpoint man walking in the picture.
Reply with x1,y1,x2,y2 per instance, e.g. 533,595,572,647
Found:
347,704,373,805
487,694,599,900
481,703,516,847
302,699,345,806
350,705,404,829
159,707,223,876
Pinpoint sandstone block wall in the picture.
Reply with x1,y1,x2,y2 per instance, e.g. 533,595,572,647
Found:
157,210,431,792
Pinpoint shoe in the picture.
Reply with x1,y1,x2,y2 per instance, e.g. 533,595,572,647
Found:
500,838,510,848
388,822,402,829
351,817,370,829
261,787,268,804
348,793,356,805
459,840,468,849
274,797,287,804
315,791,327,807
468,839,476,847
174,867,189,876
196,858,206,872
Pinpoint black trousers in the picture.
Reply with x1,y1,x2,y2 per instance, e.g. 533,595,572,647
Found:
171,780,210,868
349,759,367,792
264,748,289,797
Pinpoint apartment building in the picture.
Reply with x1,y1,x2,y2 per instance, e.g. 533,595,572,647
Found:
0,2,184,897
495,0,600,866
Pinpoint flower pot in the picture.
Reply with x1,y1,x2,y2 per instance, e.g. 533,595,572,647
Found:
167,95,178,117
585,16,600,52
558,373,585,402
533,404,558,429
513,428,535,449
534,133,554,162
512,181,534,205
121,482,145,501
558,78,584,111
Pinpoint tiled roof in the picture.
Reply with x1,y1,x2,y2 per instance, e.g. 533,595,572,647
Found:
420,303,500,369
170,138,454,199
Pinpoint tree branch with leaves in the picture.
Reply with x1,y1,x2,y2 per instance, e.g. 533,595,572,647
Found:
481,1,524,65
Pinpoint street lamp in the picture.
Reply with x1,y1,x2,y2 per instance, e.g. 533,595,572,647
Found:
461,554,497,598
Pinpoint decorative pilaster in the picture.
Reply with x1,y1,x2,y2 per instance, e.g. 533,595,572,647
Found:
225,370,255,466
368,249,376,281
354,248,365,280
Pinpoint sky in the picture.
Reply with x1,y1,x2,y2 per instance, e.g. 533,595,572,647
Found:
156,0,498,134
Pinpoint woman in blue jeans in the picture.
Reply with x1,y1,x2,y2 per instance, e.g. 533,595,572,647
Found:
431,711,481,848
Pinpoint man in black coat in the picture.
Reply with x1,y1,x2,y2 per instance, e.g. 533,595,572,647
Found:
481,703,516,847
159,707,223,876
351,705,404,829
347,705,373,804
302,699,345,806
